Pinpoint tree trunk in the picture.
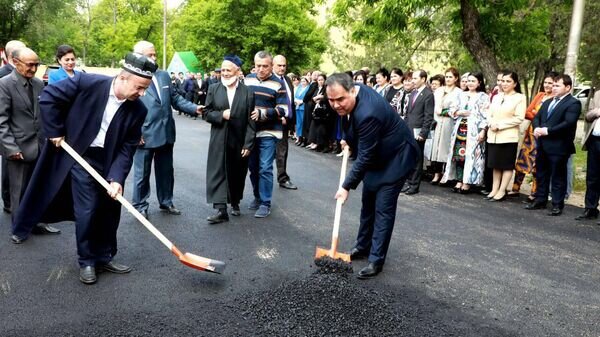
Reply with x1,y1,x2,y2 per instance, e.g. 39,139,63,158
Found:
459,0,500,90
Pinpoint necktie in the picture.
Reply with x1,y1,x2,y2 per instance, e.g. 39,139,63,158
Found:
149,80,160,103
547,97,559,118
410,90,418,107
281,76,293,119
26,80,34,107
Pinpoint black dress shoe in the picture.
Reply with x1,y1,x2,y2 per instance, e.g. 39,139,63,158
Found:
79,266,97,284
99,261,132,274
357,263,383,279
11,234,26,244
548,207,563,216
405,189,419,195
400,185,411,193
524,202,547,210
207,210,229,224
160,205,181,215
32,223,61,234
3,206,10,213
575,208,599,220
231,205,241,216
480,190,490,196
279,180,298,190
349,247,368,260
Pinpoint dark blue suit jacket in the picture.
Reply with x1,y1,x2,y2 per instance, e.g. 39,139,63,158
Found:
139,70,196,148
12,73,147,235
342,84,419,191
533,94,581,156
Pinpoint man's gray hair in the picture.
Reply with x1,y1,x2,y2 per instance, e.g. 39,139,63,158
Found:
254,51,273,61
325,73,354,91
133,41,155,54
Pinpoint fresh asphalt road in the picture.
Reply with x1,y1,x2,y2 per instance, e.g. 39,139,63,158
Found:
1,114,599,336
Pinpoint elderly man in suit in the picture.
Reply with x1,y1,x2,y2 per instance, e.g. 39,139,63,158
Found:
12,52,157,284
576,89,600,221
204,55,255,223
0,47,60,235
0,40,26,213
526,74,581,216
272,54,297,190
328,73,418,279
402,69,434,195
131,41,202,219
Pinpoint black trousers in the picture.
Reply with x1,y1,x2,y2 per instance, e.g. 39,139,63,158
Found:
2,157,10,209
584,136,600,209
534,148,569,209
276,127,290,184
71,148,120,267
406,138,425,190
355,179,404,266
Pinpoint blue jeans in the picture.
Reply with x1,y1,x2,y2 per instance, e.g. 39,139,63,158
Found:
249,136,279,207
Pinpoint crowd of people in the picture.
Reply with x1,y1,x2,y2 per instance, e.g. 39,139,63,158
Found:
1,36,598,283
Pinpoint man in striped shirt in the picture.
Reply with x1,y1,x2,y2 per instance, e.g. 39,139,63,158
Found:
245,51,288,218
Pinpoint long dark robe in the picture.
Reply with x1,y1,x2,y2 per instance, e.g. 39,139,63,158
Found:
205,82,255,205
12,74,147,238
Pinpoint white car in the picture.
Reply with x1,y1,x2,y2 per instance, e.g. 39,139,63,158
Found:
573,85,591,110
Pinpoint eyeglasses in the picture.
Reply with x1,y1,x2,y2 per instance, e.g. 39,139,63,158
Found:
14,58,40,68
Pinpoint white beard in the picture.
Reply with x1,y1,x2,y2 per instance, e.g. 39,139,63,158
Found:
221,76,238,87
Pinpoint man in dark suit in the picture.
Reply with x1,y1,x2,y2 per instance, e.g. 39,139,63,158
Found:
577,89,600,221
0,47,60,235
131,41,202,218
0,40,26,213
526,74,581,216
272,54,297,190
402,69,434,195
327,73,418,279
204,55,255,223
12,52,157,284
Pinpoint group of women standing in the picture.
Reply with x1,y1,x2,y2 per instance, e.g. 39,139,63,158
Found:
377,66,553,201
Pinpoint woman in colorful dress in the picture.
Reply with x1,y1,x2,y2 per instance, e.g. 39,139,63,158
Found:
443,72,489,192
430,68,462,185
509,72,558,201
485,71,526,201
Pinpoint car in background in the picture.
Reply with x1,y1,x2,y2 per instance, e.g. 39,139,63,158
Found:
38,64,59,86
573,85,591,110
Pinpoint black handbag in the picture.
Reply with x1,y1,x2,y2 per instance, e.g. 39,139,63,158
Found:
312,103,328,120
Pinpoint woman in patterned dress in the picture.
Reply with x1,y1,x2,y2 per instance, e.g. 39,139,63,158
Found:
430,68,462,185
509,72,557,201
442,72,489,192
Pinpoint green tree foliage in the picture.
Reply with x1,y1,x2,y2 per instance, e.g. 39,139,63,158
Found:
86,0,163,67
330,0,553,94
578,0,600,89
170,0,328,74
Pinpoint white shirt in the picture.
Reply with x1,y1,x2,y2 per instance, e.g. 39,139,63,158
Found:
90,81,126,148
226,82,238,108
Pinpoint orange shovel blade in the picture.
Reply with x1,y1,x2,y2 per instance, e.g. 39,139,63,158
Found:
172,247,226,274
315,246,352,263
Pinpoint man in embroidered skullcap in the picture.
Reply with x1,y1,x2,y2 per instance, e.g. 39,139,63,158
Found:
204,54,255,223
11,52,157,285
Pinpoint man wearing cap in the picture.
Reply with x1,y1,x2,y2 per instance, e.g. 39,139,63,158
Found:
131,41,202,219
11,52,157,285
245,51,288,218
204,55,255,223
0,40,27,214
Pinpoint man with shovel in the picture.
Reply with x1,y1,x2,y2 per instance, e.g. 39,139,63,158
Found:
327,73,419,279
11,53,157,285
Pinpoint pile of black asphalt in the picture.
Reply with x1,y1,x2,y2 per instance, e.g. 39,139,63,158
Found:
7,265,512,337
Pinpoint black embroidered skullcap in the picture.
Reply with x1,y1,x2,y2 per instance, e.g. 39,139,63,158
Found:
223,54,243,68
122,52,158,79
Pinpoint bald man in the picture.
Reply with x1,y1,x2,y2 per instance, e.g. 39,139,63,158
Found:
0,48,60,234
0,40,26,213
